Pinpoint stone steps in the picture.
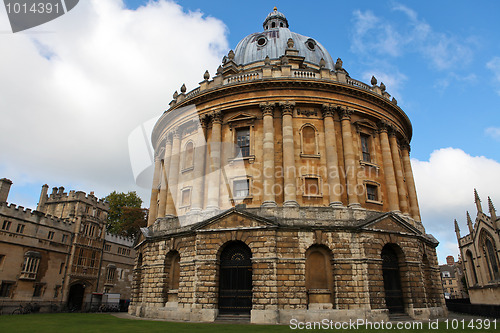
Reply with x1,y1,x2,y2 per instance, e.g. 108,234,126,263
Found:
215,313,251,324
388,313,413,322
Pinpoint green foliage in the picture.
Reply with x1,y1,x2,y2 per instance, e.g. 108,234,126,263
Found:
104,191,145,237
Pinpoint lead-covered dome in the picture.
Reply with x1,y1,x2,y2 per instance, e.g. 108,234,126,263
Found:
234,8,335,70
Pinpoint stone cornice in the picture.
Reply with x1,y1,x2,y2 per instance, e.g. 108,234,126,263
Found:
152,79,413,147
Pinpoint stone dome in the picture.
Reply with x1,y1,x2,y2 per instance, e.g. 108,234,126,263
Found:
233,8,335,70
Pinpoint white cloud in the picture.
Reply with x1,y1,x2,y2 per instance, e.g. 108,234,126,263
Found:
485,127,500,141
0,0,228,205
412,148,500,263
351,4,473,70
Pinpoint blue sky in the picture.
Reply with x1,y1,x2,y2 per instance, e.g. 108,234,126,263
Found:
1,1,499,263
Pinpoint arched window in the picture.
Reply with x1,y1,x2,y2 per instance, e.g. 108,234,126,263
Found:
465,250,478,285
305,245,333,305
485,238,500,281
301,125,318,156
164,250,180,304
169,252,180,290
183,141,194,170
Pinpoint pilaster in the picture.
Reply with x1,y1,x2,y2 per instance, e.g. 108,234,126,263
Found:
280,101,299,207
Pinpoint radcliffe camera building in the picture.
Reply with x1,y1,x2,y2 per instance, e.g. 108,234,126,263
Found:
130,9,447,323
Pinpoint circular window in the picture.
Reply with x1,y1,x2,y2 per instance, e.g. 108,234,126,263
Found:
257,36,268,47
306,39,316,51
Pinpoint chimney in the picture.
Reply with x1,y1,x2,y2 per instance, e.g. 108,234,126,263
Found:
58,186,65,194
0,178,13,203
446,255,455,266
37,184,49,211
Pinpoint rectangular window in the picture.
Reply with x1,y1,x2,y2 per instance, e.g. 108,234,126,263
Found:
77,248,85,266
0,255,4,270
233,179,250,198
181,188,191,207
16,224,25,234
360,134,371,162
59,262,64,274
48,231,55,240
0,281,14,297
20,255,40,280
2,221,11,231
304,177,320,196
104,244,111,252
106,267,116,284
33,283,44,297
236,127,250,157
366,184,378,201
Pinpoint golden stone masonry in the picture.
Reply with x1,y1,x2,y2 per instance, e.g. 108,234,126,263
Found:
130,8,447,323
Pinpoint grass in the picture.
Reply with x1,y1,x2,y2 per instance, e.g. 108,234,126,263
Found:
0,313,497,333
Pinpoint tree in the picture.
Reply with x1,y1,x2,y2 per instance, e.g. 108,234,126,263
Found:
104,191,146,237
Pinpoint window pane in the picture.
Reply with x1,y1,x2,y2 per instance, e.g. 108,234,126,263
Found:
361,134,371,162
234,179,249,197
366,184,378,201
236,128,250,157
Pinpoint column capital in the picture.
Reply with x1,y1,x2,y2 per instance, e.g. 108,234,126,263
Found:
171,127,181,139
165,132,173,144
211,110,223,124
260,102,275,117
321,104,335,118
198,114,210,128
279,101,295,117
377,120,391,133
399,139,411,152
338,106,353,120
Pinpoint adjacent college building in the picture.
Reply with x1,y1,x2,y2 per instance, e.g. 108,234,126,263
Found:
0,178,135,313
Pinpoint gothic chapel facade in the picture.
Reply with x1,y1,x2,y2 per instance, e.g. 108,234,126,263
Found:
130,9,447,323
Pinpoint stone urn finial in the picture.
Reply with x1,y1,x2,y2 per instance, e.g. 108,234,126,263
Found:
203,70,210,81
180,84,187,93
335,58,343,70
228,50,235,60
319,58,326,68
173,91,178,99
371,76,377,86
264,55,271,66
380,82,386,92
287,38,294,49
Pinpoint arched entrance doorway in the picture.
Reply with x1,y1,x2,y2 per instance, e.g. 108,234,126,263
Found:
382,245,404,313
67,283,85,310
218,241,252,314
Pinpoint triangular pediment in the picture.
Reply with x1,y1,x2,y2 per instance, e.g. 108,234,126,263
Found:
193,208,277,231
360,213,421,235
226,113,256,123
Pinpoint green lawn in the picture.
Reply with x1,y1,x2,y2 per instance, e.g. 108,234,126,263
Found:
0,313,497,333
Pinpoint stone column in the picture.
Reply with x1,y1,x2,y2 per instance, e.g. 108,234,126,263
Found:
280,101,298,207
157,136,173,217
322,105,342,207
165,128,181,217
147,157,161,226
191,118,207,212
401,141,421,221
339,107,360,207
389,131,409,215
261,102,277,207
378,121,399,212
206,111,222,210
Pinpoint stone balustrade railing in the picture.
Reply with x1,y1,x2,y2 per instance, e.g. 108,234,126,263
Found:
171,68,392,107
